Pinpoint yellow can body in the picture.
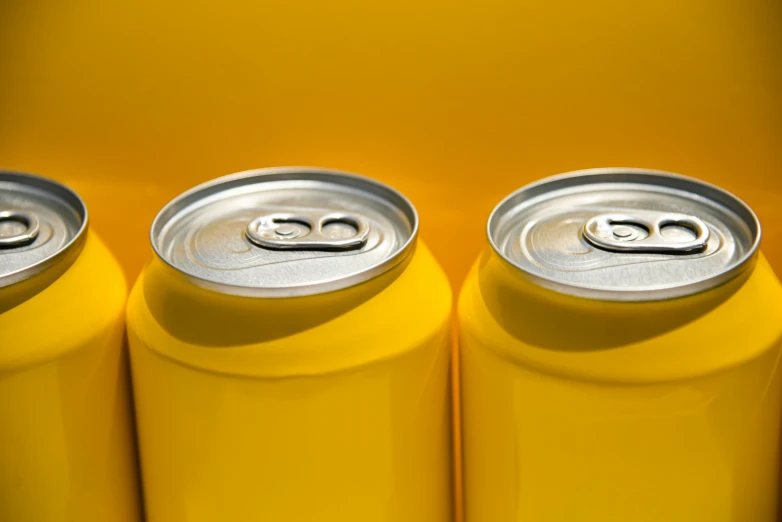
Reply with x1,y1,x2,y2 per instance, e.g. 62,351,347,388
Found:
458,249,782,522
0,232,141,522
127,241,453,521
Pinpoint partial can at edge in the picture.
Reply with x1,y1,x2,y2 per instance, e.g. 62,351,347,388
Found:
459,168,782,522
0,171,141,522
127,167,453,522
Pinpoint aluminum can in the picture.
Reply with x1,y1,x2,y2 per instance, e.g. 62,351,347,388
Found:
458,168,782,522
127,167,453,522
0,171,141,522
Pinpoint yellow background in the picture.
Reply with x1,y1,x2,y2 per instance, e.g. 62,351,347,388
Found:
1,0,780,288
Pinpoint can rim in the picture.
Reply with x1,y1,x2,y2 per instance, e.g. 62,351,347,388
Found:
487,167,762,302
0,170,89,289
150,166,419,298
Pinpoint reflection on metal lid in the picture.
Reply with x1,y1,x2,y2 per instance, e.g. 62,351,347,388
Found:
0,171,87,289
151,167,418,297
488,168,760,301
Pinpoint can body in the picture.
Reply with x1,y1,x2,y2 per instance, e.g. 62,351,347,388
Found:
459,246,782,522
0,232,141,522
128,241,453,521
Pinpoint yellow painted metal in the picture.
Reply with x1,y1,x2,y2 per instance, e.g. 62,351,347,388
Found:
0,233,141,522
458,249,782,522
127,241,453,522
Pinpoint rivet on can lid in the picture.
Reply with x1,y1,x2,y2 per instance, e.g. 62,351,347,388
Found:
274,224,298,237
488,168,761,301
612,226,634,239
151,167,418,297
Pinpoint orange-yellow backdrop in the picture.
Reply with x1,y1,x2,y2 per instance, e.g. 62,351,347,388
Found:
1,3,780,521
1,0,780,287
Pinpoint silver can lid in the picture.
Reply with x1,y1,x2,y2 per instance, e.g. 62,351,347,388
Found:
151,167,418,297
0,171,88,289
489,168,761,301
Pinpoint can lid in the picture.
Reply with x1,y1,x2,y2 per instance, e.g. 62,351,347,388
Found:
151,167,418,297
488,168,761,301
0,171,88,289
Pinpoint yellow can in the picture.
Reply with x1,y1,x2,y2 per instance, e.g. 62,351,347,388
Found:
458,168,782,522
0,171,141,522
127,167,453,521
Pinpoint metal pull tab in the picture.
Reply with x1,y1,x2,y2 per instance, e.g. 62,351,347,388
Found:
246,211,370,250
583,211,710,253
0,210,40,248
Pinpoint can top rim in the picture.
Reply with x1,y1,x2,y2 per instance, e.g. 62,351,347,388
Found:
487,168,761,301
150,167,419,297
0,171,89,289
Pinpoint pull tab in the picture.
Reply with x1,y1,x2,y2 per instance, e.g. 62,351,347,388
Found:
0,210,40,248
583,211,710,253
246,211,370,250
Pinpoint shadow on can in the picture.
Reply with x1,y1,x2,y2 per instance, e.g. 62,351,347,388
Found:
477,248,751,353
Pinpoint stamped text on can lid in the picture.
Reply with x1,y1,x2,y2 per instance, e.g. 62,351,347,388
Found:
151,167,418,297
488,168,761,301
0,171,87,289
